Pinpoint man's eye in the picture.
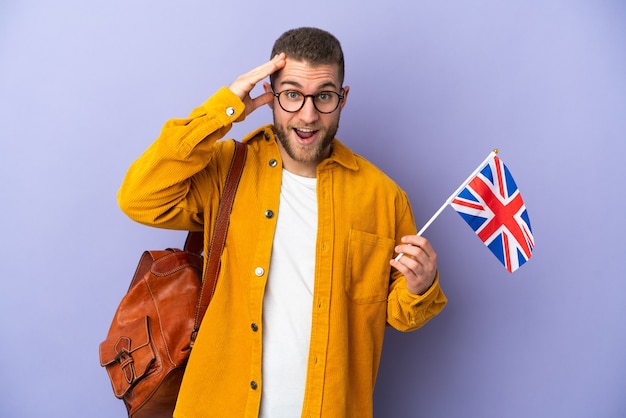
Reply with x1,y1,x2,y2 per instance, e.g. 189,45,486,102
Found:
286,91,301,100
317,93,331,101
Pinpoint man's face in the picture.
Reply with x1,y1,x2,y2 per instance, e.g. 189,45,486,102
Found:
264,58,349,177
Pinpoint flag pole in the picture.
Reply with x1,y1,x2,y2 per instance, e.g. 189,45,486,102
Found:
395,149,498,261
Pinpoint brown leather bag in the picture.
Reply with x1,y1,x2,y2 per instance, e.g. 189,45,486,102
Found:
99,140,246,418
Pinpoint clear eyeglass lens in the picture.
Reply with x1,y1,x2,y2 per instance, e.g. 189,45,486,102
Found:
278,91,340,113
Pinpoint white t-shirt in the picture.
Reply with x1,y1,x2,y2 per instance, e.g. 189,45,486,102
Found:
259,169,317,417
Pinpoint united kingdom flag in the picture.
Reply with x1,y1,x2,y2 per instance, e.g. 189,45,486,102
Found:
450,155,534,273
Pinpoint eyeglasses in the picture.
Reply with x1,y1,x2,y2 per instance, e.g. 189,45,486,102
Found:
271,88,345,114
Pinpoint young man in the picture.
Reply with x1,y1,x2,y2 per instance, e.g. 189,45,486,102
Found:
118,27,447,418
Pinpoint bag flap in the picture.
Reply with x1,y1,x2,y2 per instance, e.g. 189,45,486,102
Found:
99,316,155,398
151,250,203,276
129,250,171,289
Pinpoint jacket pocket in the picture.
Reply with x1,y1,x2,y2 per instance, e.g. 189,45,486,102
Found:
345,229,395,304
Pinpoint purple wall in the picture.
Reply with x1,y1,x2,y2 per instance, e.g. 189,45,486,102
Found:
1,1,624,417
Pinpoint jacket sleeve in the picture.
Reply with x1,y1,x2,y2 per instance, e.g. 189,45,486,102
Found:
117,87,246,230
386,193,448,331
387,273,447,331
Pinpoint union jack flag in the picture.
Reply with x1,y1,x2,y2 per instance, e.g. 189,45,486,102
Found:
450,155,534,273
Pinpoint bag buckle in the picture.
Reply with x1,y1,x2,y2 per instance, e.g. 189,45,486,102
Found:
189,328,199,349
114,346,136,384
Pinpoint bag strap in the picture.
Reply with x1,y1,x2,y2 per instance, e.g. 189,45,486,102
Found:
190,140,247,345
183,229,203,255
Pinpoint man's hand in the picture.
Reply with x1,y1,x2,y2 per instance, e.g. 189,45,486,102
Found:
228,53,286,118
390,235,438,295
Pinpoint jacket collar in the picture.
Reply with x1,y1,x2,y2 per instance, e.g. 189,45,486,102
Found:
244,124,359,172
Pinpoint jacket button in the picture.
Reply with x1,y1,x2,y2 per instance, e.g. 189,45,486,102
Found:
254,267,265,277
269,159,278,167
251,323,259,332
265,210,274,218
250,381,258,390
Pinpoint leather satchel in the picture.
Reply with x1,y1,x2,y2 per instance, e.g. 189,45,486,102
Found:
99,140,246,418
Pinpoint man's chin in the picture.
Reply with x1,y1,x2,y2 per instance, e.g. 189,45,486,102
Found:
275,125,334,163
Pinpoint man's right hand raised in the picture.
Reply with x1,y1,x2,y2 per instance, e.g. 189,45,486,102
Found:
228,53,286,118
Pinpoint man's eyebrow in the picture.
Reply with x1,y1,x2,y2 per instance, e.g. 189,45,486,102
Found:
278,80,339,91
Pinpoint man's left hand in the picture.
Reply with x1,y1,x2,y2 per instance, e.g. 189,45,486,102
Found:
390,235,438,295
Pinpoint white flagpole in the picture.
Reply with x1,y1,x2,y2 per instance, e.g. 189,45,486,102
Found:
395,149,498,261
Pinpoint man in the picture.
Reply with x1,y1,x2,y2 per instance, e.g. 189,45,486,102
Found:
118,27,447,418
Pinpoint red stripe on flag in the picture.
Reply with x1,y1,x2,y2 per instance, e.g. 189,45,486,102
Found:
495,157,506,198
468,176,533,258
502,232,512,273
451,198,484,211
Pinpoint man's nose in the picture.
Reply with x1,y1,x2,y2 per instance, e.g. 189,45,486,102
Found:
298,96,320,122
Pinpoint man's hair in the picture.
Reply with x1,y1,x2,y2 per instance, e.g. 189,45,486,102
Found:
270,27,345,86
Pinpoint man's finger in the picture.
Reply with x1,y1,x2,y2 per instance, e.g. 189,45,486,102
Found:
249,91,275,112
229,53,286,101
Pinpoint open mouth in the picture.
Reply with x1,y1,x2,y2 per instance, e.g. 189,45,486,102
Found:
294,128,318,143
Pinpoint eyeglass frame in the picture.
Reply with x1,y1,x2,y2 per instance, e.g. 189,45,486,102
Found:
270,87,346,114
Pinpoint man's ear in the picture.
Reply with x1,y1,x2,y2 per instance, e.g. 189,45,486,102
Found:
339,85,350,110
263,82,274,110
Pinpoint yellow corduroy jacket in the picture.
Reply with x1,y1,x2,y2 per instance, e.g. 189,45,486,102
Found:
117,87,447,418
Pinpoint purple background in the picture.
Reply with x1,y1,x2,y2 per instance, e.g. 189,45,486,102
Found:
1,1,625,417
